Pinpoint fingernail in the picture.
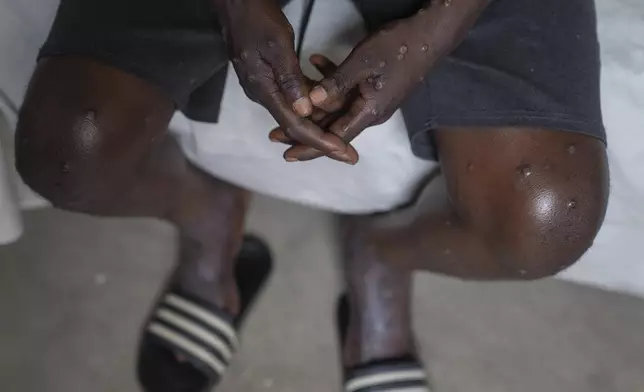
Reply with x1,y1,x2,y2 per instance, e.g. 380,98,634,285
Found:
310,86,328,105
334,152,354,164
285,156,298,162
292,97,312,117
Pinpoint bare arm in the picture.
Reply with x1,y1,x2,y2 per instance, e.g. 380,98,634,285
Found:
277,0,492,163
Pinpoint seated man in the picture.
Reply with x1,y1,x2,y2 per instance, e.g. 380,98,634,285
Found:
15,0,608,391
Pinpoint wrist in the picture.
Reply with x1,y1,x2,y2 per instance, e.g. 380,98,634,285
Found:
407,0,490,61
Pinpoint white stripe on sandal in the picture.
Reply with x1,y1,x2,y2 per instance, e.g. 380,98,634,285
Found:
380,388,430,392
164,294,239,349
345,369,427,392
147,322,227,375
155,308,234,361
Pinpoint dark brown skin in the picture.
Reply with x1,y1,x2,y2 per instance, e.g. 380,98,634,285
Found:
340,128,608,366
16,58,249,315
264,0,607,366
214,0,353,161
349,128,609,280
14,0,609,377
272,0,490,163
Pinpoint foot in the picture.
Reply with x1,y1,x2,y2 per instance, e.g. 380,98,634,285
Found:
340,215,417,367
138,235,273,392
173,235,241,317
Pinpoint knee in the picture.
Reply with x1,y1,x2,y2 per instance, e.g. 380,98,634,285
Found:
479,180,608,281
15,58,174,214
15,108,114,213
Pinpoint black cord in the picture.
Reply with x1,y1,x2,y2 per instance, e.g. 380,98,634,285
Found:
296,0,316,58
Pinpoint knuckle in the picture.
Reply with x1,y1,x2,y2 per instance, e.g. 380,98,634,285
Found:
277,72,302,95
330,70,351,94
363,99,386,124
261,35,293,58
282,127,296,140
274,34,293,49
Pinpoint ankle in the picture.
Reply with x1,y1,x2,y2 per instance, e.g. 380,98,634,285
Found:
175,237,241,315
343,295,415,367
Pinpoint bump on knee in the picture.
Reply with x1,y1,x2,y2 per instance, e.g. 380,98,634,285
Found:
15,110,108,213
492,191,605,281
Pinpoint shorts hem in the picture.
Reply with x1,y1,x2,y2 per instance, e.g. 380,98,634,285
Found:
409,113,607,161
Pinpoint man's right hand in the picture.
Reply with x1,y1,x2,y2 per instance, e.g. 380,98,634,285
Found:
214,0,351,160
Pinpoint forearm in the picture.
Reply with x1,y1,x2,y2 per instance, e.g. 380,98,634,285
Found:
406,0,491,67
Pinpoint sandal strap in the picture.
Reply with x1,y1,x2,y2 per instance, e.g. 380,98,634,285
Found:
344,360,430,392
146,292,239,377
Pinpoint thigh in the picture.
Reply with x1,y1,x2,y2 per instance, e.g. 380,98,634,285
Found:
400,0,605,160
40,0,229,109
350,0,425,31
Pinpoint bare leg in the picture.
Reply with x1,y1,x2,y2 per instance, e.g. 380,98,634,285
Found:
340,216,414,367
368,127,609,280
16,57,247,314
341,126,608,366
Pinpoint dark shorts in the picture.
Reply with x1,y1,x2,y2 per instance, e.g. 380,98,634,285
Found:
39,0,606,161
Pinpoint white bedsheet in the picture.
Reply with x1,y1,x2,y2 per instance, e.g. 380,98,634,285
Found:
1,0,643,297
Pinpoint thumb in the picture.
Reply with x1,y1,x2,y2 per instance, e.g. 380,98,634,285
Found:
265,41,313,117
277,56,313,117
309,54,346,113
309,52,366,109
309,54,337,77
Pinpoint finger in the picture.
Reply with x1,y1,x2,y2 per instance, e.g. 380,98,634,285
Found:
309,52,371,110
310,54,337,77
311,107,327,122
265,43,313,117
270,107,345,145
309,54,347,113
247,58,346,153
268,127,291,143
261,90,347,153
285,142,359,164
284,96,375,163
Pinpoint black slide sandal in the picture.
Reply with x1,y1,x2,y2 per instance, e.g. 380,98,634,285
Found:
137,235,273,392
337,295,433,392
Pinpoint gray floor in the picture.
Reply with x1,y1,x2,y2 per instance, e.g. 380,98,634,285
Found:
1,196,644,392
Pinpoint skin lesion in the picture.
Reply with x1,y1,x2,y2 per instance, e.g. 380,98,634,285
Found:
72,110,101,154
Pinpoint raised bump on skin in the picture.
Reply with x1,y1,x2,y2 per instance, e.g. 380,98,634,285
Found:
517,164,532,178
567,144,577,154
74,110,100,151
